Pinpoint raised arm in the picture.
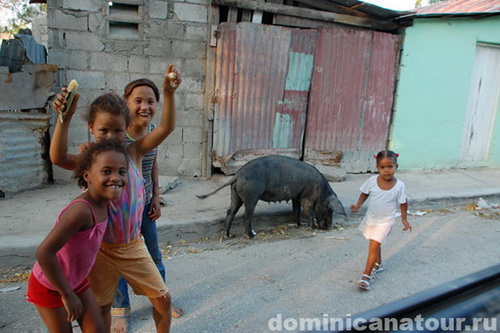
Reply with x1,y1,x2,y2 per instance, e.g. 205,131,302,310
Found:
129,64,180,163
49,90,81,170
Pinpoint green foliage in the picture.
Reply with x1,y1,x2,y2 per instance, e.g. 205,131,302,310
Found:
0,0,46,35
415,0,445,8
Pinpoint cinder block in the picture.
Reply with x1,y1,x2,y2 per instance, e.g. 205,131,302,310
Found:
150,1,169,19
174,76,203,94
174,3,208,23
62,0,102,12
64,31,104,51
171,40,207,59
53,11,88,31
128,56,147,73
48,49,70,68
144,42,174,57
148,21,185,39
90,53,128,72
181,93,204,111
186,25,208,42
105,72,132,93
68,51,89,70
52,167,74,182
165,128,183,145
175,158,202,177
157,159,185,176
65,70,106,90
183,142,202,159
178,110,203,128
106,40,144,55
187,0,207,5
183,127,203,143
182,59,206,77
148,59,182,76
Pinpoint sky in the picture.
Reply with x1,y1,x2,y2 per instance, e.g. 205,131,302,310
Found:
361,0,429,11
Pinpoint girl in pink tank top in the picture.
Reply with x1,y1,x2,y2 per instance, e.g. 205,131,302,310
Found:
49,65,180,332
27,140,128,332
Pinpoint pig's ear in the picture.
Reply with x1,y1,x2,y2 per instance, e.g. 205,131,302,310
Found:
328,194,347,216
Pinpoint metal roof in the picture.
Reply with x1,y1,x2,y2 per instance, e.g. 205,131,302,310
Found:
308,0,413,19
415,0,500,16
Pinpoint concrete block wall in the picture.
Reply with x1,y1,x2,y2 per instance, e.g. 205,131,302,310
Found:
46,0,209,181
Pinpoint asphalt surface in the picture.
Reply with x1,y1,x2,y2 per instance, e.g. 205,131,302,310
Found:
1,167,500,266
0,167,500,332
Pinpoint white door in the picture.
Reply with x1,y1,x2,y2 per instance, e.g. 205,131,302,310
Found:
461,44,500,162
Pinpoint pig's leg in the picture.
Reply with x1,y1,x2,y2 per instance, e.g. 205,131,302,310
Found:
302,199,317,228
292,199,301,226
242,199,258,238
224,192,243,238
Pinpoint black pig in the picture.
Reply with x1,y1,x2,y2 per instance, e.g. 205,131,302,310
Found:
197,155,346,238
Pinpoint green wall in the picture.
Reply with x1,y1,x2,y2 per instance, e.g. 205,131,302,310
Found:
390,16,500,170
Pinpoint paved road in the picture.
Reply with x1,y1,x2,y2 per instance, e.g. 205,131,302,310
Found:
1,199,499,332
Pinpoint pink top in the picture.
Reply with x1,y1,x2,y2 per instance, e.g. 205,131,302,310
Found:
32,199,107,291
103,159,145,244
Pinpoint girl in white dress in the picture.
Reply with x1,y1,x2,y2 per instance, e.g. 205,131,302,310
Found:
350,150,412,290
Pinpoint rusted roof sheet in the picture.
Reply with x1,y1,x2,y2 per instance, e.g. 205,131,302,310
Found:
416,0,500,15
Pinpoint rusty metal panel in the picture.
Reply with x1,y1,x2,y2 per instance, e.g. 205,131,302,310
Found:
417,0,500,15
305,27,401,172
0,64,57,111
362,31,401,150
0,112,51,194
273,29,316,152
305,27,371,159
213,23,316,172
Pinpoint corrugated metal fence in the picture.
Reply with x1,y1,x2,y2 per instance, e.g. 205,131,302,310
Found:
212,22,401,173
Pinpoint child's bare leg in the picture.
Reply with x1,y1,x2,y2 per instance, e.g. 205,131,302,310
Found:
77,289,105,332
36,306,72,333
363,240,381,276
100,303,113,333
150,292,172,333
376,246,382,266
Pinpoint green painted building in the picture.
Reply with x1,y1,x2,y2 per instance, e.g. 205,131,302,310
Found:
390,5,500,170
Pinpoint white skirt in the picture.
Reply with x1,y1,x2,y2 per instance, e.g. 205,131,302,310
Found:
359,218,393,244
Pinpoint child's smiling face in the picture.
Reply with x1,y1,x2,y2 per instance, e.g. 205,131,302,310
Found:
88,112,127,143
376,157,398,181
127,85,157,128
84,150,128,201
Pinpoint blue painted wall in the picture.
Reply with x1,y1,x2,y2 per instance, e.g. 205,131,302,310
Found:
390,16,500,170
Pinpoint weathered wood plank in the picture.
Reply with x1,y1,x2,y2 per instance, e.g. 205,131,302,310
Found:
212,0,399,31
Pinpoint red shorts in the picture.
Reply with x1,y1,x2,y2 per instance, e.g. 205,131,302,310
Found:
26,273,90,309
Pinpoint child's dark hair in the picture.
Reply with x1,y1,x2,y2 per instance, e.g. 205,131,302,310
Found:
375,150,399,164
73,139,128,189
83,93,131,126
124,78,160,102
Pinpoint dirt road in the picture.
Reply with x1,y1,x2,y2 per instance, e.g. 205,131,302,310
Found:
1,200,499,332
